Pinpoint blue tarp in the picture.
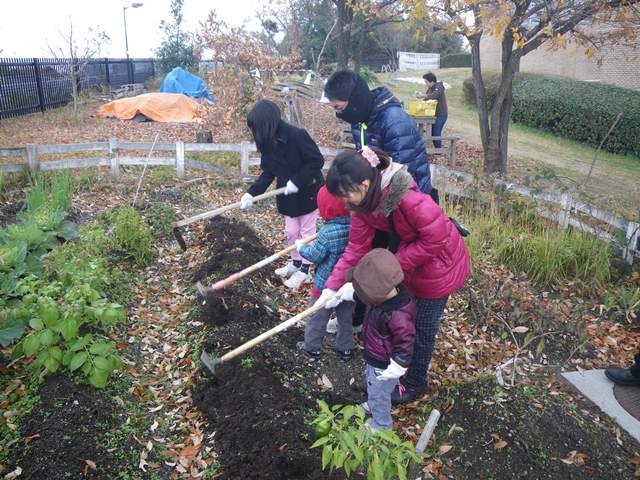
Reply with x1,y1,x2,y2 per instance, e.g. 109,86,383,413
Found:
160,67,214,102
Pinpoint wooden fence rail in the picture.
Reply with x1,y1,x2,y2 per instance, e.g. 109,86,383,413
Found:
0,140,638,264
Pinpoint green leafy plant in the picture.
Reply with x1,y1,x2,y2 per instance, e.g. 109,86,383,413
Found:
105,206,154,267
358,67,375,86
310,400,419,480
146,202,177,233
12,286,125,387
241,357,255,371
618,286,640,322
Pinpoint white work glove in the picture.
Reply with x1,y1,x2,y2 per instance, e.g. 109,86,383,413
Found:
240,193,253,210
294,239,306,252
376,359,407,381
284,180,299,195
325,282,355,309
313,288,336,309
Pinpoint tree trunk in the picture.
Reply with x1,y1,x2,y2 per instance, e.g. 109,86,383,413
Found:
334,0,353,69
352,23,368,72
469,35,490,155
482,27,521,175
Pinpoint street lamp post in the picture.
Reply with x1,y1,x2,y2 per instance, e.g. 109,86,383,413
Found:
122,2,143,84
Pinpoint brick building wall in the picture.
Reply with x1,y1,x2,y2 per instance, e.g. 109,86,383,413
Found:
480,33,640,91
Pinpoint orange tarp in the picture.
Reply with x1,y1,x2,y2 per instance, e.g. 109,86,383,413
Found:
96,93,201,122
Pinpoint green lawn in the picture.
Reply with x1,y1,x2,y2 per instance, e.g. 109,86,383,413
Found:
380,68,640,218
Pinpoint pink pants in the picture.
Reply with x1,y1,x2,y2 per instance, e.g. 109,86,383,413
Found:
285,210,318,264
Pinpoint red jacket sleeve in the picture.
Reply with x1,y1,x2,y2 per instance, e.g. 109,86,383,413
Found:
394,193,450,273
324,213,375,291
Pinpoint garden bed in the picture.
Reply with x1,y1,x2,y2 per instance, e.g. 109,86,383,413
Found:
190,217,366,479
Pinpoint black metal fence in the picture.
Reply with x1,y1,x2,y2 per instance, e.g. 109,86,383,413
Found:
0,57,156,119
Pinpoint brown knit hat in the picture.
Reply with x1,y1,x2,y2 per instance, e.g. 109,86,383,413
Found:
345,249,404,305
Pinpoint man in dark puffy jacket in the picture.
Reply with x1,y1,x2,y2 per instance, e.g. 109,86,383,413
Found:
324,70,432,195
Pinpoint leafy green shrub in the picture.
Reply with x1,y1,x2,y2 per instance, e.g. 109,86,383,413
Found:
105,206,154,267
358,67,375,86
12,282,124,387
146,202,177,233
9,220,128,387
310,400,419,479
511,75,640,156
441,53,471,68
462,73,527,110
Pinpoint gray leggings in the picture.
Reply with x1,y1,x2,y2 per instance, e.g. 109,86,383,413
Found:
366,364,397,430
303,297,354,351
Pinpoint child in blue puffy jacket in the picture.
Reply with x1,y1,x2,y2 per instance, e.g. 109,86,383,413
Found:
294,186,354,361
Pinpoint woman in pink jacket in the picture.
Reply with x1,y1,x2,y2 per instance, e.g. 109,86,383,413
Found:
319,147,470,404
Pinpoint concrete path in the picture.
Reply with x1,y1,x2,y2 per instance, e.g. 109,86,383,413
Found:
562,369,640,443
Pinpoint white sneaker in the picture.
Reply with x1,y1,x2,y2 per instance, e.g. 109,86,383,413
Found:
284,271,311,290
275,262,299,278
326,317,338,334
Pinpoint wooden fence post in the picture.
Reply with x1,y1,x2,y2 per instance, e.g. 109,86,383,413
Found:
448,138,458,167
25,144,39,171
559,193,572,229
624,221,640,265
175,141,185,178
109,138,119,178
240,141,250,177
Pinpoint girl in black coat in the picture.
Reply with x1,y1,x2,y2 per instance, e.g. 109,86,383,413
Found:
240,100,325,289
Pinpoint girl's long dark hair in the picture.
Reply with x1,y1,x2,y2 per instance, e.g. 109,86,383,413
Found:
247,100,281,152
326,148,391,198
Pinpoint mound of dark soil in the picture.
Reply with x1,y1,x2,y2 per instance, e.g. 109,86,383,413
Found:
191,217,367,479
191,216,276,283
11,375,138,480
436,379,636,479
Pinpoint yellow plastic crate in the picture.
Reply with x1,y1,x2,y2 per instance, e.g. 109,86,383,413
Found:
407,100,437,117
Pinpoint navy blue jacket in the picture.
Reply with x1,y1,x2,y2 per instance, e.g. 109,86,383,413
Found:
351,87,432,194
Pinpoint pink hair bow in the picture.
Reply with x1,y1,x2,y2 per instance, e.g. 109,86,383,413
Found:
361,146,380,168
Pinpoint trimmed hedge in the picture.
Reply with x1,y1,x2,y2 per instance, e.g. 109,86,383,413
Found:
441,53,472,68
463,73,526,110
463,73,640,157
512,76,640,157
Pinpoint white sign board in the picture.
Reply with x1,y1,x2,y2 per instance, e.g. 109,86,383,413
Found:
397,52,440,72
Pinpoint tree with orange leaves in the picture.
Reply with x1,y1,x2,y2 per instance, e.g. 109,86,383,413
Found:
405,0,638,174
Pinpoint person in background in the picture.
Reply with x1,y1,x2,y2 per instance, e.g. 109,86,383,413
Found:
294,186,354,361
240,99,324,289
418,72,448,149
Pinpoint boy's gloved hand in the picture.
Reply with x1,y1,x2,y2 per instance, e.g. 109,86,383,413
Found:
284,180,299,195
376,359,407,381
325,282,354,309
294,239,306,251
240,193,253,210
314,288,336,308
